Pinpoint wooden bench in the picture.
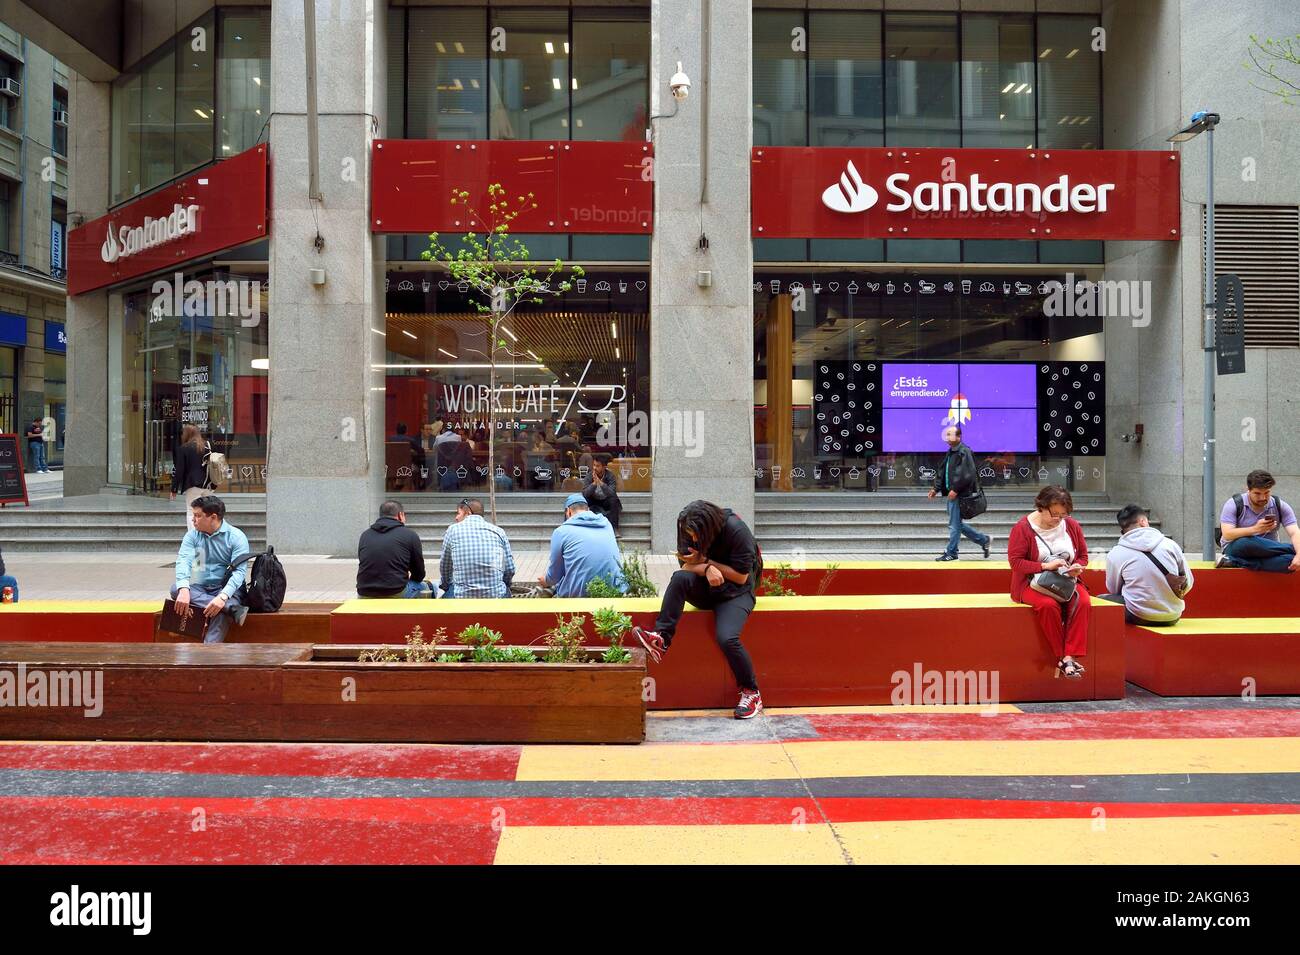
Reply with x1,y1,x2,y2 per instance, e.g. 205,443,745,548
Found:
0,601,162,643
154,603,338,644
1127,616,1300,697
329,593,1125,708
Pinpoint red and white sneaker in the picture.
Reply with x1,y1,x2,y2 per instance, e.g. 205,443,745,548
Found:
630,626,667,664
734,688,763,720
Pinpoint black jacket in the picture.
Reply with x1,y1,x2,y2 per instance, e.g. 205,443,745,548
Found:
933,442,978,496
356,516,426,597
686,509,762,600
175,442,208,493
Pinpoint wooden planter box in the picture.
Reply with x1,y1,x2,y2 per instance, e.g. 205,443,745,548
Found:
0,643,646,745
282,645,647,744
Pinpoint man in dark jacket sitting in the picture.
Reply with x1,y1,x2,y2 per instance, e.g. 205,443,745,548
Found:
927,424,991,562
356,500,434,598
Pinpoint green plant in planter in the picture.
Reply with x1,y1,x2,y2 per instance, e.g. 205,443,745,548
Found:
620,551,658,597
586,575,622,598
498,645,538,664
592,606,633,663
543,613,589,663
357,645,401,663
814,562,840,597
457,623,509,662
435,652,464,663
759,563,800,597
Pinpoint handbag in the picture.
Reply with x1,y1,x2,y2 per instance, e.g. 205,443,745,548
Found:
958,487,987,520
1029,528,1078,603
1143,549,1191,598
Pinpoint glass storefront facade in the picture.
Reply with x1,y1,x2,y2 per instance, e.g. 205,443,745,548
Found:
111,7,270,205
381,6,654,493
382,270,650,494
751,10,1107,492
108,268,268,495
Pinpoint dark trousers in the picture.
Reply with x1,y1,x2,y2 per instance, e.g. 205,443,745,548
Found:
591,495,622,530
655,569,758,691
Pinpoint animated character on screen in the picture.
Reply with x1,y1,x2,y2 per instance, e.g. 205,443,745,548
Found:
943,392,972,429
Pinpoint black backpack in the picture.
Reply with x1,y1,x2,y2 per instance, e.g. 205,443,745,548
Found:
1214,493,1288,547
224,547,287,613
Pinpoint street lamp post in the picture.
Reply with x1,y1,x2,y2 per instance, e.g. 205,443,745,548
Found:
1168,110,1221,561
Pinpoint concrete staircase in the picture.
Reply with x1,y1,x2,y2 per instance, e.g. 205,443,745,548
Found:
753,492,1153,556
0,493,651,554
0,490,1145,557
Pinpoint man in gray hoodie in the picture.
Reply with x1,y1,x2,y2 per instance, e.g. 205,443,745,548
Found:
1104,504,1194,625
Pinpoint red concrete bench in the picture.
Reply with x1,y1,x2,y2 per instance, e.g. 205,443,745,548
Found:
328,593,1125,709
0,602,161,643
776,560,1300,618
1127,617,1300,697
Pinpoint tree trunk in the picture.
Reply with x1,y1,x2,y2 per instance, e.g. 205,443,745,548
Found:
487,309,498,525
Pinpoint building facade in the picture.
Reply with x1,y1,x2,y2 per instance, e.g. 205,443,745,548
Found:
0,21,72,471
8,0,1299,553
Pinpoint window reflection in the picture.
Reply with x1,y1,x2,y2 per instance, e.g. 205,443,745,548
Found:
884,13,959,147
490,9,569,140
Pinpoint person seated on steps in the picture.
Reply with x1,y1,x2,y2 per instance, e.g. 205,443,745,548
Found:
356,500,434,598
1104,504,1194,626
1217,469,1300,573
170,495,250,643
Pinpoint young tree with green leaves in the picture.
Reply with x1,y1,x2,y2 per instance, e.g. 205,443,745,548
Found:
1245,34,1300,105
422,185,584,523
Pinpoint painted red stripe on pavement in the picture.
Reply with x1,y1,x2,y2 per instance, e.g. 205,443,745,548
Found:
0,801,501,865
801,709,1300,742
0,743,522,780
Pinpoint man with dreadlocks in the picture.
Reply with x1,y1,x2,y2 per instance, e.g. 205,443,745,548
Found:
631,500,765,719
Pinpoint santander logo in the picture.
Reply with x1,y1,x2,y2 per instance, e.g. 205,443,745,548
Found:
101,203,201,264
821,161,878,213
820,160,1116,217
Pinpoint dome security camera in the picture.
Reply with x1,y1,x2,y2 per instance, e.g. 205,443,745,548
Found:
669,61,691,101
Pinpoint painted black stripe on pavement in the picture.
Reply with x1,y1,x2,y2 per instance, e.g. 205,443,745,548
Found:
1015,685,1300,713
1,768,1298,804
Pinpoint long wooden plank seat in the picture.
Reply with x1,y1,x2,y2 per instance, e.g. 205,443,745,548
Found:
329,593,1125,708
0,601,162,643
780,560,1300,618
154,603,337,644
1127,616,1300,697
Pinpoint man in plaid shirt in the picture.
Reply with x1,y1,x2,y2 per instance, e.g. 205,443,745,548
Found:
439,499,516,598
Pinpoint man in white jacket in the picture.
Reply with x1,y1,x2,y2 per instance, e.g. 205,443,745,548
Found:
1105,504,1194,625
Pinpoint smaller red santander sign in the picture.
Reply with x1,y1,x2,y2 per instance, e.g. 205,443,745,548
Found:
751,147,1180,241
67,145,269,296
371,139,653,235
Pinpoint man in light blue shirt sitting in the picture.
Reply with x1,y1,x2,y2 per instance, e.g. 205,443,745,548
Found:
171,495,251,643
542,493,627,598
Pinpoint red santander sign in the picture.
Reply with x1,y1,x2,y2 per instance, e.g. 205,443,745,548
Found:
67,144,269,296
751,147,1180,241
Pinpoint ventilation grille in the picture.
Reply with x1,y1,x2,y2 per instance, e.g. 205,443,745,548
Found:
1203,205,1300,348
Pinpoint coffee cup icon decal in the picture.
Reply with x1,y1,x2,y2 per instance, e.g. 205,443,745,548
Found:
575,278,587,293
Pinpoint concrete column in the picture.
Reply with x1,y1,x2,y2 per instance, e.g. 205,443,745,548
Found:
63,72,110,496
265,0,388,555
649,0,754,551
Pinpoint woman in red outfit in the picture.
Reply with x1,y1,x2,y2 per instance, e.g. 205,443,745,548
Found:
1007,485,1091,679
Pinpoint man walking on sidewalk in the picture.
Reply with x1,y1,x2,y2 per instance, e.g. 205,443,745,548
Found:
928,424,991,562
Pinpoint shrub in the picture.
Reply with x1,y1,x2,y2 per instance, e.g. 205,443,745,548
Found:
592,606,633,663
621,551,658,597
543,613,589,663
759,563,799,597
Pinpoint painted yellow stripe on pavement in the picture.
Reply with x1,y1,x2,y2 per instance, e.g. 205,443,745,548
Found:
1140,617,1300,635
650,703,1024,718
515,737,1300,781
836,815,1300,865
791,558,1111,571
495,823,847,865
493,815,1300,865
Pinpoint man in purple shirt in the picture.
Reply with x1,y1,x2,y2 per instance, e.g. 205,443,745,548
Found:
1218,469,1300,573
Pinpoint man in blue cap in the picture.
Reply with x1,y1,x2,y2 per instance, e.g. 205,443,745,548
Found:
541,492,627,597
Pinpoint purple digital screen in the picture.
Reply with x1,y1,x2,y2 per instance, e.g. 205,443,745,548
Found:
881,362,1038,452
